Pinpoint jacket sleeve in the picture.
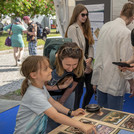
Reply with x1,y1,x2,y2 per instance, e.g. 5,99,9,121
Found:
67,26,80,47
91,44,103,85
88,45,94,59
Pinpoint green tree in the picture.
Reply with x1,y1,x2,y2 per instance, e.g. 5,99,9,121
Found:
0,0,55,19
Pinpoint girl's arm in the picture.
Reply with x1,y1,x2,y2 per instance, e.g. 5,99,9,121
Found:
58,81,78,104
48,97,84,116
44,103,96,134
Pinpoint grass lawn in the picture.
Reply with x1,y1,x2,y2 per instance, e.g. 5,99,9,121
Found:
0,29,61,51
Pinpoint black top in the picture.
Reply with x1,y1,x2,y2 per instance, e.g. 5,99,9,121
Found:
27,22,37,42
85,37,89,59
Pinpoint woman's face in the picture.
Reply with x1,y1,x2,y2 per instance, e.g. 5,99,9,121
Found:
77,9,88,24
62,57,79,72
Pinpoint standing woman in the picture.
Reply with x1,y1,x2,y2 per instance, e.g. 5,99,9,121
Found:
65,4,95,109
3,17,27,66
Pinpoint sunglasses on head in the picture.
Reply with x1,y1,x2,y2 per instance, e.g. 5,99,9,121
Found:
61,47,81,55
81,13,88,17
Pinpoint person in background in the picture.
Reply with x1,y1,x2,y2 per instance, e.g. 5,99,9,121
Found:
46,42,84,132
119,28,134,73
3,17,27,66
65,4,95,109
23,16,37,55
14,55,96,134
91,2,134,111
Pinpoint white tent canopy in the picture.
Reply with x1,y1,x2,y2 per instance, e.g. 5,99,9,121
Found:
53,0,75,37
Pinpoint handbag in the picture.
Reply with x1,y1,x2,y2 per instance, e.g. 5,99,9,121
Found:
5,24,13,47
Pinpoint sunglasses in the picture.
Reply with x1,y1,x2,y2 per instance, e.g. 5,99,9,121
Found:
81,13,88,17
61,47,82,55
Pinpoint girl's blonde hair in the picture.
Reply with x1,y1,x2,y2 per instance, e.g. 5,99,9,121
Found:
55,42,84,77
20,56,48,96
65,4,94,45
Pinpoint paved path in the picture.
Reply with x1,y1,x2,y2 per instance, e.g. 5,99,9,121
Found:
0,46,44,95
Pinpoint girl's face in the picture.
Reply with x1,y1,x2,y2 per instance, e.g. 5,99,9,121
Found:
34,61,52,87
77,9,88,24
62,57,79,72
39,61,52,81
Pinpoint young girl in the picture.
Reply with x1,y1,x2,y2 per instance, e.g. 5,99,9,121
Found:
14,56,96,134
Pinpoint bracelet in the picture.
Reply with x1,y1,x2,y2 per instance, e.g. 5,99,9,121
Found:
67,109,72,116
56,83,60,90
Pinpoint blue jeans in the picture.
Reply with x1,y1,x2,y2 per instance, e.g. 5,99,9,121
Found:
28,41,37,55
97,89,124,111
46,92,75,133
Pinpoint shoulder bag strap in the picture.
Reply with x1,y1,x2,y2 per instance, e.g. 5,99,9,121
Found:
9,24,13,35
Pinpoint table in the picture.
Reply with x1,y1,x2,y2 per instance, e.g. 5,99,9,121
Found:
48,108,134,134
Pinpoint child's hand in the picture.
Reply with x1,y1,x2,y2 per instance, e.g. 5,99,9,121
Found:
71,108,85,116
81,124,97,134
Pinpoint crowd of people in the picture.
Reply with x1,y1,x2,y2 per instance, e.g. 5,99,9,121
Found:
2,1,134,134
2,16,38,66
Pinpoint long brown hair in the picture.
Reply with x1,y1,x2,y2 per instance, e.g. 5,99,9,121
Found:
120,2,134,18
65,4,94,45
55,42,84,77
20,56,48,96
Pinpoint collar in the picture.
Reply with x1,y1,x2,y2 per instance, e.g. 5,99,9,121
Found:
115,18,126,26
73,22,80,28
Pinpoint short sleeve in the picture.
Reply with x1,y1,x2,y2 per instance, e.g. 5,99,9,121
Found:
29,88,52,115
20,25,26,31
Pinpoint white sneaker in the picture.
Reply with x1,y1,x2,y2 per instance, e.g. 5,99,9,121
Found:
17,60,22,66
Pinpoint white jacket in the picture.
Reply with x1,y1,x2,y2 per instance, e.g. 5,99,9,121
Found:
91,18,134,96
67,23,94,59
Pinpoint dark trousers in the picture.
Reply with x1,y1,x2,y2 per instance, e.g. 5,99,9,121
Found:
74,72,94,110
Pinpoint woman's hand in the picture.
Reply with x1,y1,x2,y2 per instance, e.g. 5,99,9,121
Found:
59,77,73,89
85,58,92,67
71,108,85,116
85,58,92,74
93,85,97,92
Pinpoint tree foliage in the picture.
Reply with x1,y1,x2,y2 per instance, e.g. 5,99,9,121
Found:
0,0,55,19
